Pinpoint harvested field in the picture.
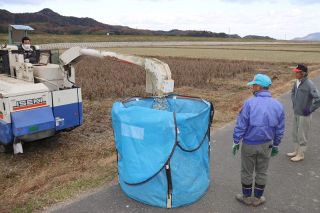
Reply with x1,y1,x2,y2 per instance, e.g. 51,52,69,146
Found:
1,55,320,213
106,44,320,63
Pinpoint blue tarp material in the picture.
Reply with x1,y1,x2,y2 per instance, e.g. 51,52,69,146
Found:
112,95,214,208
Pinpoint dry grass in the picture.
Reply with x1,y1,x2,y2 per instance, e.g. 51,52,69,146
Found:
0,99,117,213
76,56,313,126
1,55,320,213
76,58,146,99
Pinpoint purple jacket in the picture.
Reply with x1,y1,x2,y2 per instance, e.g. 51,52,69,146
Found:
233,90,285,146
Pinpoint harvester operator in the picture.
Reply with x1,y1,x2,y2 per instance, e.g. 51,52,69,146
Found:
18,36,37,64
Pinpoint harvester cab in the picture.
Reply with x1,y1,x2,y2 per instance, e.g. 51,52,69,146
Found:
0,26,174,154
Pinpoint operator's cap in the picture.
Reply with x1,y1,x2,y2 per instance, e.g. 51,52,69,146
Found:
292,64,308,73
247,74,272,88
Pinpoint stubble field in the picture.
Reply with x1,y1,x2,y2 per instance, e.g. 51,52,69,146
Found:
1,43,320,213
105,43,320,63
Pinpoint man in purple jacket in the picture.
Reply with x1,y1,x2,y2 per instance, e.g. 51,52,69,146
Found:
233,74,285,206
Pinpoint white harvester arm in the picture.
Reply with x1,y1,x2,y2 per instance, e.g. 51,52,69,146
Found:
60,47,174,96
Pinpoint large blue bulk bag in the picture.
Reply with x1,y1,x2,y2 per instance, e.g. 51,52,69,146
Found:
112,95,214,208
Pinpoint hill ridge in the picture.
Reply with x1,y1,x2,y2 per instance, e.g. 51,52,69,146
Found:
0,8,272,39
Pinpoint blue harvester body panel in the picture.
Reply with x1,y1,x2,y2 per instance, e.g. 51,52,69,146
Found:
11,106,55,137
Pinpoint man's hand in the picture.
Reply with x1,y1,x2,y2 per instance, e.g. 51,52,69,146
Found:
303,108,311,116
232,143,240,156
271,146,279,157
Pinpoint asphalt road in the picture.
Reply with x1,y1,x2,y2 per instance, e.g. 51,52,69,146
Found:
48,77,320,213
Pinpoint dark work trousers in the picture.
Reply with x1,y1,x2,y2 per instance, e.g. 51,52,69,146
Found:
241,142,272,186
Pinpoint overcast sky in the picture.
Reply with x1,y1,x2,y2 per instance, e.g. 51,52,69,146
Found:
0,0,319,39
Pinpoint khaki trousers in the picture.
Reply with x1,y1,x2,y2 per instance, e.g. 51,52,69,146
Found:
292,114,312,152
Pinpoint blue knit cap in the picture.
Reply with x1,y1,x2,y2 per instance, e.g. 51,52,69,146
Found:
247,74,272,88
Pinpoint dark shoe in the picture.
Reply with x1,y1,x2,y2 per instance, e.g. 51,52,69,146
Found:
252,196,266,207
235,194,252,205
